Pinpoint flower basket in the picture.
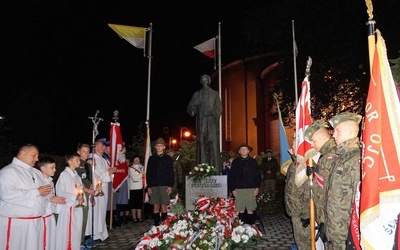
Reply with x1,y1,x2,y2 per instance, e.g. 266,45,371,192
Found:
188,163,218,183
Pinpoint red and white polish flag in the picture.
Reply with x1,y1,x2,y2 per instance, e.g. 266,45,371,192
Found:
194,37,216,58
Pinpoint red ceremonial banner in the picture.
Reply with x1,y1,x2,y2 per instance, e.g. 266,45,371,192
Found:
110,122,128,191
295,76,315,187
358,30,400,249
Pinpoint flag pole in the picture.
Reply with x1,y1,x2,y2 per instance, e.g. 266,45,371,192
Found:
145,22,153,144
366,22,376,75
304,57,316,250
218,22,222,153
308,158,316,250
144,22,152,177
365,0,375,75
292,20,298,105
109,111,120,229
146,23,153,124
143,23,153,221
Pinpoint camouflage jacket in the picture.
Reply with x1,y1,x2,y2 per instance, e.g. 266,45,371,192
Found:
325,137,361,242
313,138,336,223
284,158,310,218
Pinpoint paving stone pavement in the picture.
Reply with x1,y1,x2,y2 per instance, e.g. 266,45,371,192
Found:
96,213,295,250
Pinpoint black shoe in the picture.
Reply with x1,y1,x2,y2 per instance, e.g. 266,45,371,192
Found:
113,216,121,227
122,216,129,225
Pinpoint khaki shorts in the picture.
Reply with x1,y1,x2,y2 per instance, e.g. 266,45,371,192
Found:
149,186,170,205
235,188,257,211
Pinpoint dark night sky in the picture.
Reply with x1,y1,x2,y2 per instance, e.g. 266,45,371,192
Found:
0,0,399,155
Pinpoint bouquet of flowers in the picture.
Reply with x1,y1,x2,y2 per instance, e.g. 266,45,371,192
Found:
135,195,263,250
188,163,217,182
229,225,262,249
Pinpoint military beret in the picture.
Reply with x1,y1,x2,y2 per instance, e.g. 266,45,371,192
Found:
305,120,326,140
329,112,362,129
155,137,166,145
236,143,253,152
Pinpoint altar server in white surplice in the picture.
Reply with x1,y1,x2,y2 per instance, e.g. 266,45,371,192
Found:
56,153,86,250
36,156,67,250
85,138,116,242
0,144,53,250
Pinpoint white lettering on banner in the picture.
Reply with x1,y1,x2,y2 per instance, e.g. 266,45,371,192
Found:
379,145,395,182
362,135,394,182
383,219,397,236
363,134,381,168
365,102,379,122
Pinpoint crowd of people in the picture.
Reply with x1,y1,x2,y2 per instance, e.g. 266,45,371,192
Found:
221,112,363,249
0,111,363,250
0,137,158,250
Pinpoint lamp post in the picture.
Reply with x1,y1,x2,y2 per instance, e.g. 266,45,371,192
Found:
180,127,191,143
180,127,187,142
169,137,177,149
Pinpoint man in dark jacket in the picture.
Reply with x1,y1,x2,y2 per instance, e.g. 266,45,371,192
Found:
229,143,261,225
146,137,174,226
260,149,280,195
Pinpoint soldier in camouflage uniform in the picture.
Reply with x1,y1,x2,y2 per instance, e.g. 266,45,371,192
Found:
325,112,362,250
305,120,337,233
166,149,181,190
284,141,311,250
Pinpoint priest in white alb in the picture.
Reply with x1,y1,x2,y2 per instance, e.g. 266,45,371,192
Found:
0,144,53,250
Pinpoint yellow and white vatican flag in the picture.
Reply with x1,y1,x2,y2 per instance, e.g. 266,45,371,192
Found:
108,23,147,49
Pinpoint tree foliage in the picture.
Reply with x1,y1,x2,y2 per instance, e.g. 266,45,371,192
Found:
241,1,370,124
128,122,147,161
273,61,369,126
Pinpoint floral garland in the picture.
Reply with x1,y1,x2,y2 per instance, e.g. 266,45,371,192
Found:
135,195,263,250
188,163,218,183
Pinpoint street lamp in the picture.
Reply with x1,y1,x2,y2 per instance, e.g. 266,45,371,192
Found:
180,127,191,142
0,116,5,131
169,137,177,149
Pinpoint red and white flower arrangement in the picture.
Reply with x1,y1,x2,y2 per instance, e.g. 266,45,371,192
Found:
135,194,263,250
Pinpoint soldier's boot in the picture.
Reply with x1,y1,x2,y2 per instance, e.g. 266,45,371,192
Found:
161,212,167,222
239,213,246,224
153,213,160,226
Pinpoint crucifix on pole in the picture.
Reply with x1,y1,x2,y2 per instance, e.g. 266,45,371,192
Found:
87,110,103,245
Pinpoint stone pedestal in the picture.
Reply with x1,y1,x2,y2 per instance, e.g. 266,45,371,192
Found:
185,175,227,211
